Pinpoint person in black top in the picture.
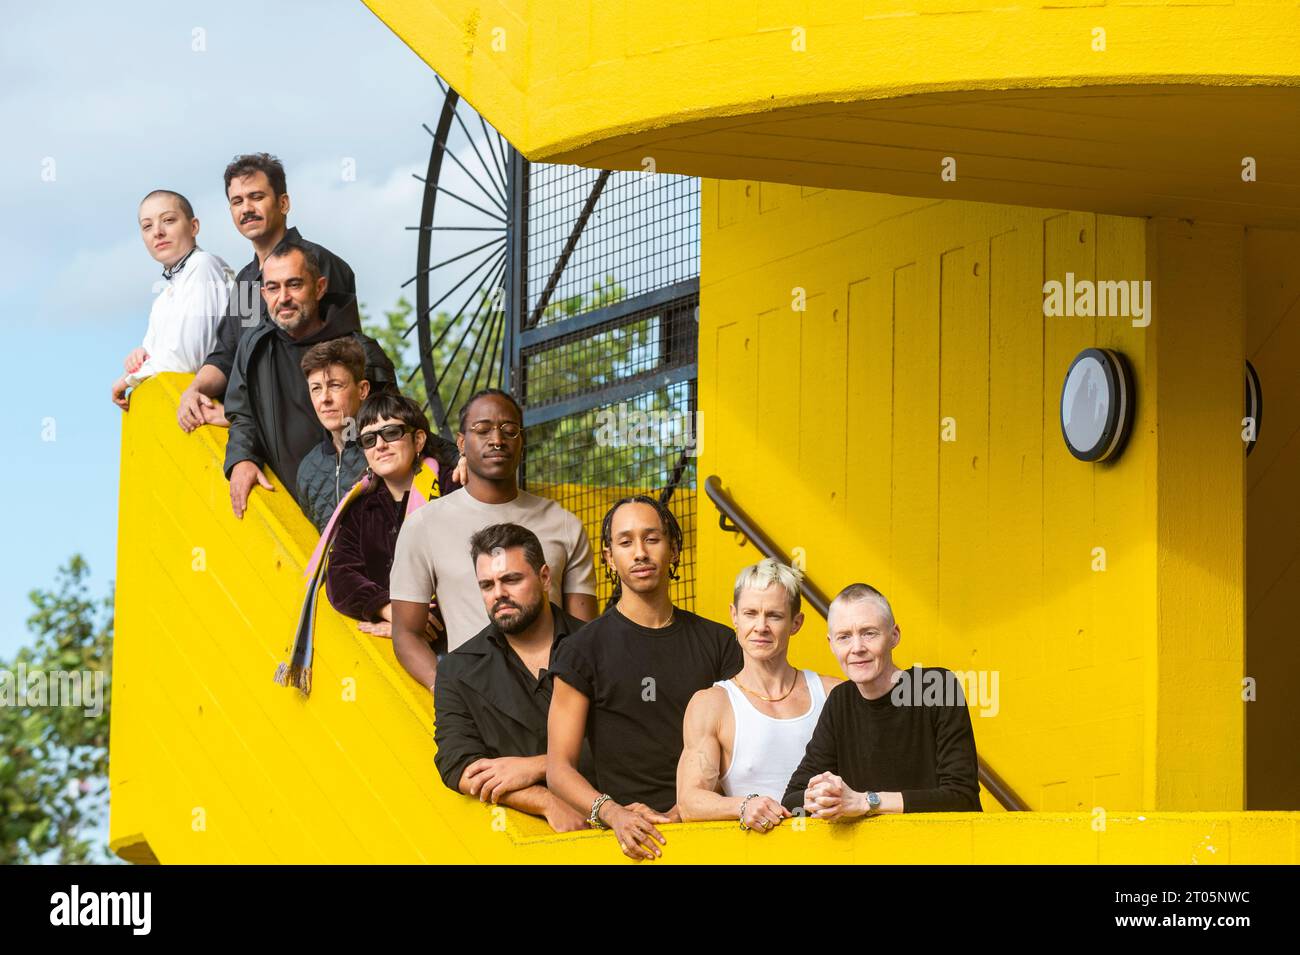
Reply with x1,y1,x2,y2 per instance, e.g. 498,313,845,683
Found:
324,393,460,638
781,583,981,818
548,496,743,861
435,523,591,832
223,240,396,518
176,153,356,432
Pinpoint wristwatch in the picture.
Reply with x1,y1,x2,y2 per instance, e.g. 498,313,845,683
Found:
866,791,881,814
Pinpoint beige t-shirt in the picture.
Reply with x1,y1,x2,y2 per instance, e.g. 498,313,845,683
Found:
389,487,598,651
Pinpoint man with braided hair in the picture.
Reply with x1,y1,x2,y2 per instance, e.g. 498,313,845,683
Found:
547,496,743,861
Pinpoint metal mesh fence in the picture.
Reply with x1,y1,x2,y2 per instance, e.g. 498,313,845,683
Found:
519,165,701,611
525,165,700,325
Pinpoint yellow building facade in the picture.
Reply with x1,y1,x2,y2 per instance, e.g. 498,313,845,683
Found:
108,2,1300,860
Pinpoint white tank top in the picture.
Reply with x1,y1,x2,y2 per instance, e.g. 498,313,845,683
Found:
716,670,827,799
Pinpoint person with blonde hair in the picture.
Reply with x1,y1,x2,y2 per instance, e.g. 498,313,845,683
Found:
676,558,841,832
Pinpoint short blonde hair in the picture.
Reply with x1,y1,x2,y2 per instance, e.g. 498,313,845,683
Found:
732,558,804,615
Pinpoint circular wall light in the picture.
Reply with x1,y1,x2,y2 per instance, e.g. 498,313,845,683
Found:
1060,348,1135,462
1244,360,1262,456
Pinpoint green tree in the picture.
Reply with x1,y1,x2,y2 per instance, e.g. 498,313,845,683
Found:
0,556,114,864
362,276,694,489
361,297,428,409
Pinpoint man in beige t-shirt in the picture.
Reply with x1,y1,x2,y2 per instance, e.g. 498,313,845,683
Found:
388,389,598,691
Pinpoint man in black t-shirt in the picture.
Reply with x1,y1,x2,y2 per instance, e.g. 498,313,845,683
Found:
548,495,742,862
781,582,981,818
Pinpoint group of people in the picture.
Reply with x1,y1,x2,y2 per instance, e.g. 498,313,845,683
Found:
119,153,981,861
432,501,981,861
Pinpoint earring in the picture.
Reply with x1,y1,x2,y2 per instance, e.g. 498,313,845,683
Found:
669,561,680,582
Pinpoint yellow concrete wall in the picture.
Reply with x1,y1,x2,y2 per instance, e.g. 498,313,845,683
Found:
1245,227,1300,810
363,0,1300,227
696,182,1247,813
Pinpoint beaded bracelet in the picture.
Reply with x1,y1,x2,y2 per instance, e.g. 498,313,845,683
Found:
588,793,614,830
738,793,760,830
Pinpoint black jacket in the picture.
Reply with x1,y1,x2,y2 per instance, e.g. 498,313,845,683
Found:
222,294,397,501
434,605,595,793
297,438,369,532
204,227,356,389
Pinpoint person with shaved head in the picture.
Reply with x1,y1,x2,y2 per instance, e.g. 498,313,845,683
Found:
112,190,233,411
780,582,981,819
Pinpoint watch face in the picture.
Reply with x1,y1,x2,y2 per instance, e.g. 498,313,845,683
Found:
868,792,881,808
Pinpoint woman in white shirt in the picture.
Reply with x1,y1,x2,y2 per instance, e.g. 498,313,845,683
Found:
112,190,233,410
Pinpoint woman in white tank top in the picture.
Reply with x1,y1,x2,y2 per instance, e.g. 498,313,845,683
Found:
715,669,828,799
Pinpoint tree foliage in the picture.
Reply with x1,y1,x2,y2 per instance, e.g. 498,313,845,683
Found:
0,556,114,864
362,277,694,491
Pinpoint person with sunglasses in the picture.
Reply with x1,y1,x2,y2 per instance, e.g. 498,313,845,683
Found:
323,393,461,642
389,388,599,694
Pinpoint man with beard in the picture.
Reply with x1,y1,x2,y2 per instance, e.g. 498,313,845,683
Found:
432,523,591,832
176,152,356,431
547,496,744,861
222,239,396,519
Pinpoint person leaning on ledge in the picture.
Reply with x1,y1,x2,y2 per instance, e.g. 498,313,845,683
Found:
781,583,982,819
433,522,592,833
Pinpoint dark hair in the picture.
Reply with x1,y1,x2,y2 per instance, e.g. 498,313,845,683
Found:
139,189,195,220
300,337,366,384
266,238,321,283
223,152,287,198
469,523,547,576
599,495,683,611
458,388,523,434
356,392,431,436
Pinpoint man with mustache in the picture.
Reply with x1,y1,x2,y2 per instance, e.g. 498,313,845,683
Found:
176,152,356,432
389,389,598,685
432,522,592,832
222,239,396,519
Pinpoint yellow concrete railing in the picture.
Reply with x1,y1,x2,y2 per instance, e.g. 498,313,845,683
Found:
108,373,1297,862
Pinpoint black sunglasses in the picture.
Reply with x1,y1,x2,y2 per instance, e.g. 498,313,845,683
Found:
358,423,414,450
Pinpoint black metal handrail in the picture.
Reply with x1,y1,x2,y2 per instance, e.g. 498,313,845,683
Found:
704,475,1030,812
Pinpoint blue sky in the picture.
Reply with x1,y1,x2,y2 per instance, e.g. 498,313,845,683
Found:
0,1,453,654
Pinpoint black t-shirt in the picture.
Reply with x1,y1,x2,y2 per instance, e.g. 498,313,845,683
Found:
780,668,982,813
550,606,743,813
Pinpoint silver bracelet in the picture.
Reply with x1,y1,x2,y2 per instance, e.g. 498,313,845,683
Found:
588,793,614,830
738,793,760,830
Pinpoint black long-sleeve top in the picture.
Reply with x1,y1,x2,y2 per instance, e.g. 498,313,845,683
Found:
781,667,982,813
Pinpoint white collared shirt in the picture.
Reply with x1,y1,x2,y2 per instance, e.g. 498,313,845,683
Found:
125,248,234,387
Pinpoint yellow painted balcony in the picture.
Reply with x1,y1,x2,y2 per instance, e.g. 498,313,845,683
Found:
109,374,1298,862
364,0,1300,227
